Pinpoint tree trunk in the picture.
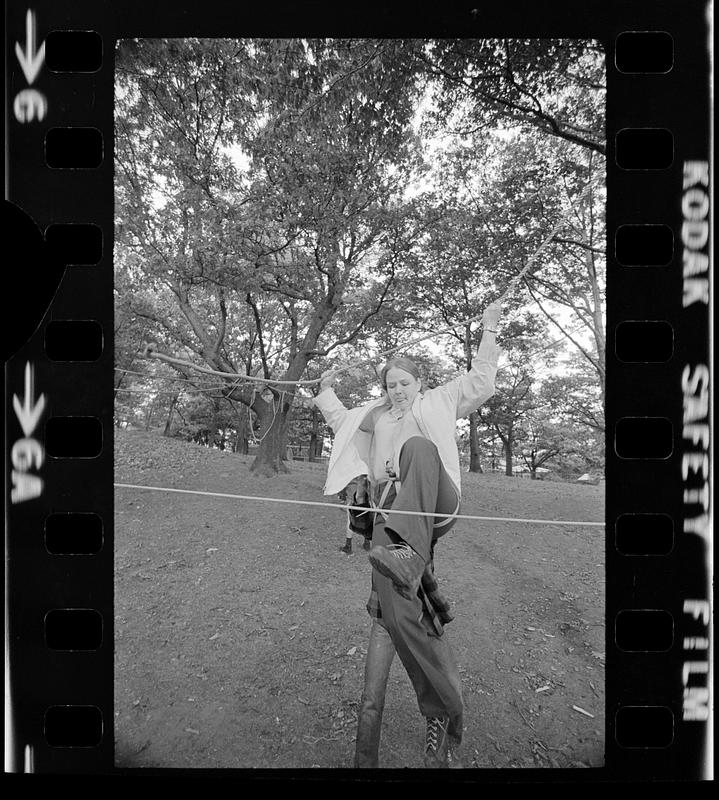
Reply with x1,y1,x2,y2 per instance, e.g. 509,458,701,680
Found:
526,449,537,479
163,392,180,436
144,398,157,431
504,438,513,476
231,403,249,454
250,395,293,476
468,411,483,473
308,407,323,459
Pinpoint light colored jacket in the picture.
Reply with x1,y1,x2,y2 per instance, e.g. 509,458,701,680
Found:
314,339,501,497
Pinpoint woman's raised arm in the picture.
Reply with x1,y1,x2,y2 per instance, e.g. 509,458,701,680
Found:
452,302,503,418
314,370,349,432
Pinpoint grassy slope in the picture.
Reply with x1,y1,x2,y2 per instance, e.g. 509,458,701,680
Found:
114,429,605,769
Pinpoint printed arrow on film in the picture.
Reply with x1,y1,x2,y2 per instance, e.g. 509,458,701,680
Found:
15,9,45,85
12,362,46,437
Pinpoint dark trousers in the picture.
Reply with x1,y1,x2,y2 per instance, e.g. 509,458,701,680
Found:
355,436,464,768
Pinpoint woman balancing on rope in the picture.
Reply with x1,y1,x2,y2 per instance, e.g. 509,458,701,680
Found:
314,301,502,769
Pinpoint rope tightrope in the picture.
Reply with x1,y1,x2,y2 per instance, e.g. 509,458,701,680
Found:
114,482,605,528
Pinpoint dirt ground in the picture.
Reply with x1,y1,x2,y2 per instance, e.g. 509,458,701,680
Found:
114,429,605,771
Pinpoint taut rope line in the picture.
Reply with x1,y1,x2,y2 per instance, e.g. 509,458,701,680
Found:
117,317,589,400
144,177,600,387
114,481,605,528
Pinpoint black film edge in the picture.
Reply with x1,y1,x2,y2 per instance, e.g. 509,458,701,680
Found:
4,0,712,780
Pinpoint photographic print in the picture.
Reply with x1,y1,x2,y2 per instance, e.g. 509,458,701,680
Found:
112,37,607,769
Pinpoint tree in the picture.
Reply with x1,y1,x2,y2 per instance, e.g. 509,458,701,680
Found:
397,133,555,471
540,352,605,435
416,39,605,155
516,413,576,479
114,37,607,478
453,129,606,404
479,361,537,476
115,38,426,476
509,146,606,411
511,345,605,479
413,52,607,415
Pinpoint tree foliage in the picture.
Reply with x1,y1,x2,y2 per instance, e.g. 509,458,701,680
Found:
114,37,606,479
416,38,605,154
115,38,427,474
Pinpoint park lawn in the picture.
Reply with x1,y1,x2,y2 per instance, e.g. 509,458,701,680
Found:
114,428,605,770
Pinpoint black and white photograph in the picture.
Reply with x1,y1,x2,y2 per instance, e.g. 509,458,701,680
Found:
111,37,607,770
3,0,714,782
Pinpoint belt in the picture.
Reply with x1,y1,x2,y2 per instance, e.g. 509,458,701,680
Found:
370,478,400,522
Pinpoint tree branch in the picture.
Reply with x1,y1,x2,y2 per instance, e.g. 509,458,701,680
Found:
245,293,271,379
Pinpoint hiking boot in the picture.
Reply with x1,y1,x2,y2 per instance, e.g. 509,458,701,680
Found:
424,716,449,768
362,538,372,551
423,717,463,768
368,543,424,600
340,541,353,555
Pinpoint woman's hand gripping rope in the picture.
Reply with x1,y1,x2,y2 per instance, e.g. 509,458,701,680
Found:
319,369,339,392
481,301,502,334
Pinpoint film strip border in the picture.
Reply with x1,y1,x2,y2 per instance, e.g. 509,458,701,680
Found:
4,3,712,778
606,21,711,779
6,4,112,774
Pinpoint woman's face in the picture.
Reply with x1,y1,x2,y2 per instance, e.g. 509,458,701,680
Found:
384,367,421,410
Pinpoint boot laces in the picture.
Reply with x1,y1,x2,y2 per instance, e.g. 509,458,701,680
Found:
425,716,447,752
387,543,415,560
